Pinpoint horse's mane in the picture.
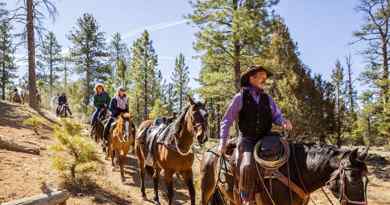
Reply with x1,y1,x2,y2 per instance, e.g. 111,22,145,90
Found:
171,105,190,135
113,115,125,137
298,143,347,173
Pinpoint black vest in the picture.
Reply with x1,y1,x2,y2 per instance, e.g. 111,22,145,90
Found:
238,88,273,139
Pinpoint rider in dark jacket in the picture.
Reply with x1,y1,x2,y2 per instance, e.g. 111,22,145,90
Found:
56,93,72,116
218,65,292,204
102,87,129,141
91,83,110,125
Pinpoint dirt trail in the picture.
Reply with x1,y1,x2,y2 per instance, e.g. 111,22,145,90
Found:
0,101,193,205
0,100,390,205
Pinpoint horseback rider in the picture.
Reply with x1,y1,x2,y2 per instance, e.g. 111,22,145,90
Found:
56,92,72,116
11,88,22,103
91,83,111,126
217,65,293,204
102,86,129,142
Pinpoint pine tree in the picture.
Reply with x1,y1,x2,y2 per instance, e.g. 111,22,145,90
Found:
188,0,278,138
188,0,277,90
331,60,347,147
258,18,336,142
116,58,127,87
354,0,390,106
0,20,17,100
37,31,62,97
345,54,357,114
109,32,129,81
19,0,58,109
171,53,190,111
68,13,108,109
161,80,175,114
129,31,159,122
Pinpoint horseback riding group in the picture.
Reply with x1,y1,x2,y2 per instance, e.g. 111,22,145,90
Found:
87,65,369,205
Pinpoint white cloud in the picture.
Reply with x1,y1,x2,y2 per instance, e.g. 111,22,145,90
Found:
125,19,188,38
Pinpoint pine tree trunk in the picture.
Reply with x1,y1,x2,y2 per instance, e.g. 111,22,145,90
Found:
27,0,38,109
382,41,389,105
346,55,355,113
233,0,241,92
49,45,53,98
64,58,67,90
2,51,5,100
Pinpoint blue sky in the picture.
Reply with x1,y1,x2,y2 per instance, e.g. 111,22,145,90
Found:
7,0,366,90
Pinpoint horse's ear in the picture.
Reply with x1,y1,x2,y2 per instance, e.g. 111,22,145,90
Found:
187,95,195,105
349,148,359,162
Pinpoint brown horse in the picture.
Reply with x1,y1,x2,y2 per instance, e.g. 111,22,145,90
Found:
200,143,369,205
135,96,208,205
107,112,136,182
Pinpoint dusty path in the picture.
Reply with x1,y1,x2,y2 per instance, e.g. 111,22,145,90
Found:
0,101,194,205
1,100,390,204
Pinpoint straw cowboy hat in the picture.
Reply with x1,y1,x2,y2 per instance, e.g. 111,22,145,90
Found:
240,65,273,87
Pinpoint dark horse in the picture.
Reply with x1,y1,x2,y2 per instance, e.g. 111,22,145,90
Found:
201,142,369,205
90,108,108,144
135,96,208,205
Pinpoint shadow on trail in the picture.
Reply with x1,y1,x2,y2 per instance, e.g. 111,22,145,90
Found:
65,180,133,205
0,101,58,131
0,101,31,129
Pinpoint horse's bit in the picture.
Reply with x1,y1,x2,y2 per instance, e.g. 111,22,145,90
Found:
325,162,368,205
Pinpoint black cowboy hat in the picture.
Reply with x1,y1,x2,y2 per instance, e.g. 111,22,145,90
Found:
240,65,273,87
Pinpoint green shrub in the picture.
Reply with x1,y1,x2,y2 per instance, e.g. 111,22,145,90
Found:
50,119,102,185
23,116,45,134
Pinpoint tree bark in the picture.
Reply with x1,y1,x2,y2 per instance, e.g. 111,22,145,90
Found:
0,135,40,155
2,190,69,205
27,0,38,109
2,49,5,100
233,0,241,92
382,40,389,105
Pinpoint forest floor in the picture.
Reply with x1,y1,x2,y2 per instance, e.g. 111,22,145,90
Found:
0,100,389,205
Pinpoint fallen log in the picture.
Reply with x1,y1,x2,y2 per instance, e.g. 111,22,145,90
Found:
0,135,40,155
1,190,69,205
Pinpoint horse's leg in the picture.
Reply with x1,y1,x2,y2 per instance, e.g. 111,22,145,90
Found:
148,166,160,205
180,170,195,205
136,145,147,198
120,154,125,182
163,169,175,205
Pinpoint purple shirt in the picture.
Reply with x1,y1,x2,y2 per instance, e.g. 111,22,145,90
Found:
220,87,285,139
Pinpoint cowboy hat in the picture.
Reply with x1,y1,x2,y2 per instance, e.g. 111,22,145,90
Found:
95,83,105,91
240,65,273,87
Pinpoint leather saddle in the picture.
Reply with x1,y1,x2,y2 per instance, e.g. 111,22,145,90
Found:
224,134,284,161
258,134,284,161
143,120,170,166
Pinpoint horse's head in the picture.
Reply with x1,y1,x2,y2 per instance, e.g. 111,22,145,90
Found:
327,148,369,205
186,95,208,145
119,112,136,142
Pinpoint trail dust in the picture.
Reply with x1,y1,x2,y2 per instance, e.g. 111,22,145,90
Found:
0,100,390,204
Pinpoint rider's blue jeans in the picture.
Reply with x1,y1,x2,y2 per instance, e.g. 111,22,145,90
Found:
91,108,102,125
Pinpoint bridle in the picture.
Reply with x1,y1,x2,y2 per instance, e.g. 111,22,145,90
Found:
325,161,368,205
174,105,208,156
